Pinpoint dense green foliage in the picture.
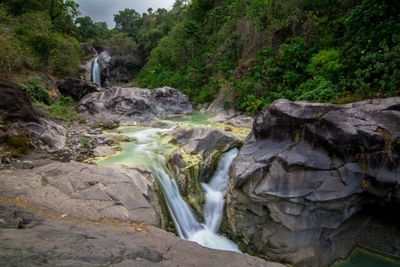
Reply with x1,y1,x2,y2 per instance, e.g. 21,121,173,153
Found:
136,0,400,112
0,0,83,78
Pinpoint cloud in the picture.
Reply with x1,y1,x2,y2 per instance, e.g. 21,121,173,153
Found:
74,0,175,27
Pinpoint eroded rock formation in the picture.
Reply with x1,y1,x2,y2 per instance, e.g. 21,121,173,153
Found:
225,98,400,266
167,127,241,215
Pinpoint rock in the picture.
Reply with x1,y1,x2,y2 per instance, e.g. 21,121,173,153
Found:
0,80,40,123
77,87,192,126
98,50,143,85
170,127,242,158
0,161,158,225
206,91,253,128
21,118,66,151
57,78,100,100
226,98,400,266
226,115,254,128
0,205,40,229
93,146,118,157
167,127,241,215
0,207,283,267
0,80,67,152
22,161,34,169
79,59,93,81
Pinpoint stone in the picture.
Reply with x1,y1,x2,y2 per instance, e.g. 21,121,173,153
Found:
0,161,158,225
22,161,35,169
225,97,400,266
57,78,100,100
93,146,118,157
206,91,253,128
0,205,40,229
77,87,192,126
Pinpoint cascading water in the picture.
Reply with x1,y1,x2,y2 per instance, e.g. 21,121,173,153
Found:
98,122,241,253
92,57,101,86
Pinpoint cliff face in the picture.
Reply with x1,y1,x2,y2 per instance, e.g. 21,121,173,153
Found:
225,97,400,266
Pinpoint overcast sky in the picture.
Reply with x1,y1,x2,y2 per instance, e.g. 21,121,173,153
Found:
74,0,175,27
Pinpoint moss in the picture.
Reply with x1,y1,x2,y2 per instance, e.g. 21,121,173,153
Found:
177,150,204,216
376,127,393,153
293,130,301,143
213,123,250,140
153,180,176,233
4,134,31,157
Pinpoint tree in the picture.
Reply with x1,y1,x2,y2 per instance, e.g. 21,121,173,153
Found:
114,8,142,38
75,16,109,40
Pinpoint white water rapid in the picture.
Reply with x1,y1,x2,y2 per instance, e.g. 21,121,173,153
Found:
98,123,241,253
92,57,101,86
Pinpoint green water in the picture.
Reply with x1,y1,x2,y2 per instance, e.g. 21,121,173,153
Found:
333,248,400,267
165,111,210,125
98,127,176,167
97,111,250,167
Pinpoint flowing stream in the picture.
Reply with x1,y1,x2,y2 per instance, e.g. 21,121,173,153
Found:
98,114,242,253
92,57,101,86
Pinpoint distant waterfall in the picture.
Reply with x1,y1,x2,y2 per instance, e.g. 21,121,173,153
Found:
92,57,101,86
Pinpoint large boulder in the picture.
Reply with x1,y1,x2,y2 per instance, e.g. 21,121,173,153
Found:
77,86,192,126
0,161,158,225
57,78,99,100
0,80,66,151
225,98,400,266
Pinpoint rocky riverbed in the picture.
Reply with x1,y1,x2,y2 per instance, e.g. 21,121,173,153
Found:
1,78,399,267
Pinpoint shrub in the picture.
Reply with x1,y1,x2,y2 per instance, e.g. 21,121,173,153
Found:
23,77,53,105
5,135,31,157
35,95,79,121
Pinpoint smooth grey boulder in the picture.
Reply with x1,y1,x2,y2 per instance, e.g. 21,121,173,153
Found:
0,161,158,225
225,98,400,266
77,86,192,126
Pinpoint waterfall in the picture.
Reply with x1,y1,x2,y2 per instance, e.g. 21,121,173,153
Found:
98,125,241,253
153,148,240,253
92,57,101,86
202,148,238,233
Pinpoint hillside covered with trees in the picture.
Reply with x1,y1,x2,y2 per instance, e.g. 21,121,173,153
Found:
135,0,400,112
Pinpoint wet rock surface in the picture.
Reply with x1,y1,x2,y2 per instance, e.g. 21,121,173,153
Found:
226,98,400,266
77,87,192,126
